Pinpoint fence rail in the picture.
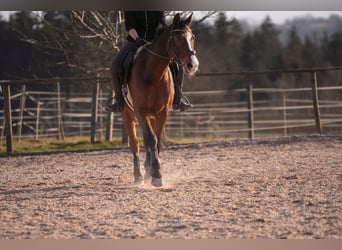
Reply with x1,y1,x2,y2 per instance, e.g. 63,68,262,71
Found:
1,67,342,154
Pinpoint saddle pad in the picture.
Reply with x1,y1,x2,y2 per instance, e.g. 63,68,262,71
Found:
121,44,150,112
122,83,134,111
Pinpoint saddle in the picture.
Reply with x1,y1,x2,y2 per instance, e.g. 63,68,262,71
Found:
119,46,146,111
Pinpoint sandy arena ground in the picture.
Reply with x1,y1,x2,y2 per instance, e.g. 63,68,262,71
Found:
0,135,341,239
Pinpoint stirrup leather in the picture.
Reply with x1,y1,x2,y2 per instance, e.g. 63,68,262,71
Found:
122,84,134,111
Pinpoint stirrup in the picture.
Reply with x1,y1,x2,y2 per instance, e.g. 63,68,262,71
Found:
106,96,123,112
174,96,193,111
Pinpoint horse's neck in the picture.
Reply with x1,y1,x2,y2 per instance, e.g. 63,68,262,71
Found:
143,30,171,80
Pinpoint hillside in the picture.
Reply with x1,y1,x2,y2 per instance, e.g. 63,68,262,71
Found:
278,14,342,44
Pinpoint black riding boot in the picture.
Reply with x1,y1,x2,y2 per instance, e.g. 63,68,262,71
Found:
171,63,193,111
106,42,136,113
106,94,124,112
106,72,125,113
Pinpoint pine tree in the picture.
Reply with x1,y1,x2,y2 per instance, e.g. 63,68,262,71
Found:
5,11,39,79
326,31,342,65
240,32,257,71
284,26,303,69
302,36,322,68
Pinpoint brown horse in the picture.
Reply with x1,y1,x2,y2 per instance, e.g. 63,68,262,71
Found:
117,13,199,187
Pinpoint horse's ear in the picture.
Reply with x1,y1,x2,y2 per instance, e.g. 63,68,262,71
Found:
173,13,181,26
185,12,193,26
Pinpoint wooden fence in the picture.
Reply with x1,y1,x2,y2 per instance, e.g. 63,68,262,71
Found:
1,67,342,154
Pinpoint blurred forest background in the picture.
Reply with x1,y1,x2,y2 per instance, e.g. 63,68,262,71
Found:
1,11,342,84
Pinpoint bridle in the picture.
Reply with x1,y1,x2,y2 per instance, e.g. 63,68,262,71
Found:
142,26,196,66
168,28,196,65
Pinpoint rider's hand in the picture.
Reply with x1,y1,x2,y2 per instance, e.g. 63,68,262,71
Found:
135,37,147,47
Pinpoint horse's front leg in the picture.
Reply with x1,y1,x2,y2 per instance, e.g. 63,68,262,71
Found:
137,115,162,187
142,130,162,187
147,109,169,187
123,108,142,185
143,119,160,181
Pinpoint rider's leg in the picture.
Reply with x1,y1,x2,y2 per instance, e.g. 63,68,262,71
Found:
107,41,136,112
106,56,124,112
170,62,193,111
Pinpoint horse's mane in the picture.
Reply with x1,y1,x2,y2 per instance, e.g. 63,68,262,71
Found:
153,19,189,42
153,24,169,41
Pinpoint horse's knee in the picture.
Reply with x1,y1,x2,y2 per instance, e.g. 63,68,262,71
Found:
129,137,139,155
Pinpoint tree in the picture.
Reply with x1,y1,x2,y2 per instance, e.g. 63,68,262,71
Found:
325,31,342,65
1,11,39,79
8,11,124,79
302,36,322,68
284,26,303,69
240,32,257,71
212,12,244,70
239,16,284,87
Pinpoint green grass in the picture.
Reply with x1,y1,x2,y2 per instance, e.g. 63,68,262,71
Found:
0,136,230,156
0,137,124,155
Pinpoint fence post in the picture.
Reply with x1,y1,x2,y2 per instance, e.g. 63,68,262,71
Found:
35,97,41,140
105,89,114,141
282,91,287,137
99,88,104,140
18,84,26,141
311,71,323,135
247,84,255,140
90,76,100,143
56,81,64,140
2,83,13,154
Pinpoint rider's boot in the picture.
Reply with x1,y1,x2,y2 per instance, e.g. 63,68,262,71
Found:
106,71,125,113
172,64,193,111
106,94,124,112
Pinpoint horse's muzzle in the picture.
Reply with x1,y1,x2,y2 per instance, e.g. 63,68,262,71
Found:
186,55,199,76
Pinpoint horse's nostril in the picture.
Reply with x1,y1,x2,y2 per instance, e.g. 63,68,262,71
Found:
187,62,193,69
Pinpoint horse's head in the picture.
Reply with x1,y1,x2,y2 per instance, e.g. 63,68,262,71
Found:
169,13,199,76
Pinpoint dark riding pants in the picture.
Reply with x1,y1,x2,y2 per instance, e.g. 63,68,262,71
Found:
110,41,137,96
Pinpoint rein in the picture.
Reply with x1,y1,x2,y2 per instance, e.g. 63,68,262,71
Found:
143,44,171,61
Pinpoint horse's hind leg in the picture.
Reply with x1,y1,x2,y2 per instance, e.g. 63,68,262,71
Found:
123,108,142,185
144,151,152,181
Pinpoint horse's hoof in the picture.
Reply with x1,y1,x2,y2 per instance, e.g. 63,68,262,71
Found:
144,167,152,180
151,178,163,187
144,172,151,181
134,177,143,186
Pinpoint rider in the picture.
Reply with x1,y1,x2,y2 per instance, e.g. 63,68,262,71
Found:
106,11,193,112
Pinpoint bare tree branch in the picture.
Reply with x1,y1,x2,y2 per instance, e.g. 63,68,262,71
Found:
196,11,218,23
71,11,123,52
